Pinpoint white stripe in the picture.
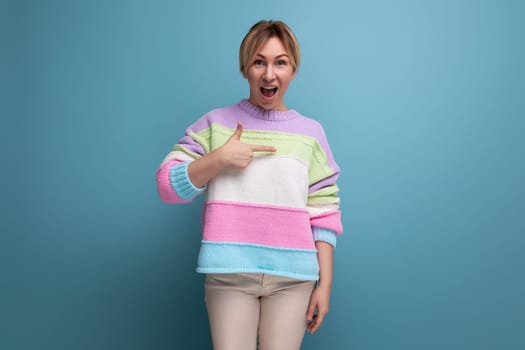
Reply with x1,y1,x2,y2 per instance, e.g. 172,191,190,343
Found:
307,203,340,217
206,156,309,208
160,151,194,167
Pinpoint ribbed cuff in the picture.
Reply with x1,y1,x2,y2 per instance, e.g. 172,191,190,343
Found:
312,227,337,248
169,161,206,200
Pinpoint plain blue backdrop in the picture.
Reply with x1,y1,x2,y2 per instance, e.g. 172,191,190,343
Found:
2,0,524,349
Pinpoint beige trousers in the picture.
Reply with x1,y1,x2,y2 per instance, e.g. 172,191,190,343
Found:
204,273,316,350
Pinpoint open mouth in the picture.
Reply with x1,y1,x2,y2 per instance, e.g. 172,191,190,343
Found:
260,87,278,98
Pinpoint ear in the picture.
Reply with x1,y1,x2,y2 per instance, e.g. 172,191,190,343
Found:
291,68,297,80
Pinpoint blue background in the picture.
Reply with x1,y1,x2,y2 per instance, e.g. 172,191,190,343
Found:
2,0,524,349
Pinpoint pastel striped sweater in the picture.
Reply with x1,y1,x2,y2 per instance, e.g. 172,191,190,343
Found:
156,99,343,280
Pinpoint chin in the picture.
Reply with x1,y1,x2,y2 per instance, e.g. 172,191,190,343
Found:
261,97,283,109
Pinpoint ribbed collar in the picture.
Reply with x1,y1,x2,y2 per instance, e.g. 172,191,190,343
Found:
238,99,299,121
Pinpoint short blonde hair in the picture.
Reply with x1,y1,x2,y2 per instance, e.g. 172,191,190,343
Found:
239,20,300,76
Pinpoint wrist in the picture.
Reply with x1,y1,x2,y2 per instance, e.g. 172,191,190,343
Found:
316,280,332,290
210,147,228,170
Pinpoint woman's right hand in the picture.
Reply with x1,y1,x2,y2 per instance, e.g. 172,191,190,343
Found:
187,122,276,188
216,122,277,169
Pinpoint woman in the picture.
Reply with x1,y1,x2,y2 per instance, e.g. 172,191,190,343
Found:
156,20,343,350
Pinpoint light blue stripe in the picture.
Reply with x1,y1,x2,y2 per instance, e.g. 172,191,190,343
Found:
169,161,206,200
312,227,337,248
197,242,320,280
201,240,317,252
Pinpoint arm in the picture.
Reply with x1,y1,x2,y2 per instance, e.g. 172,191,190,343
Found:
306,241,333,334
157,122,275,202
305,124,342,333
186,150,224,188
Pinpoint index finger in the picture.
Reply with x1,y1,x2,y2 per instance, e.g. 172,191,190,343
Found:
249,144,277,153
309,315,324,334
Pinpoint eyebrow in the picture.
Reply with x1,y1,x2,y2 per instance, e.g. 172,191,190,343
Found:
256,53,289,59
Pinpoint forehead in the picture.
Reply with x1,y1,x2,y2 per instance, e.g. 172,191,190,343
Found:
255,37,288,56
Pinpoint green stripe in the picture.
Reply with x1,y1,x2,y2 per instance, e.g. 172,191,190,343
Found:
172,144,201,159
309,140,334,185
189,130,211,154
308,185,340,204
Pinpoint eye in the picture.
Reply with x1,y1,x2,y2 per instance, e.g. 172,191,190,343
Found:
276,60,287,66
254,59,265,66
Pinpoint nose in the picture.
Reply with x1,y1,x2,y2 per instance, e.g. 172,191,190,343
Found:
262,65,275,82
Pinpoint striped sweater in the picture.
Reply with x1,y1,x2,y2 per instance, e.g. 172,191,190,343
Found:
156,99,343,280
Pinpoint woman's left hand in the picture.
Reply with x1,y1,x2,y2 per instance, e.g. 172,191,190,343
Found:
306,284,331,334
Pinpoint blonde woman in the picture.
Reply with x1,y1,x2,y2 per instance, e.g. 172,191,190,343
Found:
157,20,343,350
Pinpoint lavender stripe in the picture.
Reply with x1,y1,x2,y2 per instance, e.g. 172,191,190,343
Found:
177,135,205,155
309,173,340,193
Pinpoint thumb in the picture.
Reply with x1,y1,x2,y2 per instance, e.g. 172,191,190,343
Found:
228,122,243,141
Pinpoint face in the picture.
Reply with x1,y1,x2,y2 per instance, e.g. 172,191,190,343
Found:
245,37,296,111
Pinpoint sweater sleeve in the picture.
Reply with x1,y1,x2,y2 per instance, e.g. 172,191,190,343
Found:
156,118,210,203
308,124,343,247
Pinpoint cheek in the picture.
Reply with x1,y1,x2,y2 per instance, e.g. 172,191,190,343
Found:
246,74,257,86
247,70,261,83
280,74,294,87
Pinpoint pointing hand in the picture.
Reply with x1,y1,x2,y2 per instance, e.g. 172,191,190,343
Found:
218,122,277,169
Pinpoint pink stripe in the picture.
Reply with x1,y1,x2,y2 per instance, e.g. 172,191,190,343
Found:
156,159,188,203
310,210,343,235
202,201,315,249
